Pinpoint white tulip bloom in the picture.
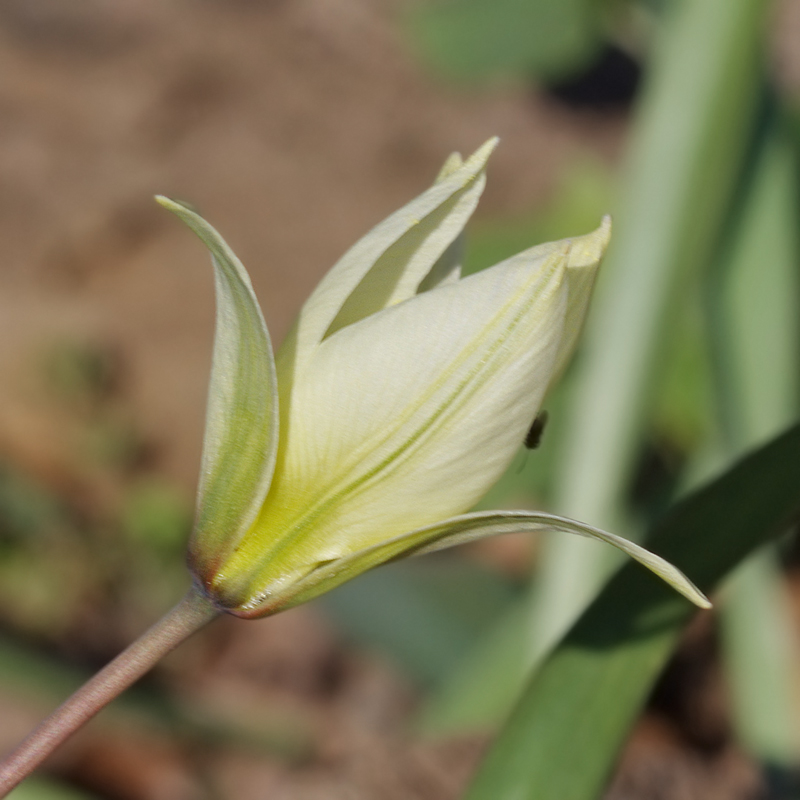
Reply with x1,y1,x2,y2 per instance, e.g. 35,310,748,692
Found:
157,139,708,618
0,142,712,795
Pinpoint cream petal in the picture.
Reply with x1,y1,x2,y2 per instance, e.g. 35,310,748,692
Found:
249,243,570,564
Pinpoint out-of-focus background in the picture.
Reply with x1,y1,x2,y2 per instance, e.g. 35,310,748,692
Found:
1,1,799,798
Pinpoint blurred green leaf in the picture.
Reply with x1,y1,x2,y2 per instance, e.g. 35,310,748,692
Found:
320,559,518,686
122,480,191,558
544,0,768,617
650,293,714,454
466,422,800,800
708,111,800,766
708,114,800,450
423,0,769,736
408,0,605,82
721,552,800,766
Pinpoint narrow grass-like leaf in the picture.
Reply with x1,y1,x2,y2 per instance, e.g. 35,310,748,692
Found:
538,0,768,646
408,0,603,82
721,553,800,765
466,423,800,800
707,114,800,765
422,0,769,734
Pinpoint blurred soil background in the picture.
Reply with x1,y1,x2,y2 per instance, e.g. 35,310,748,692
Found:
0,1,798,799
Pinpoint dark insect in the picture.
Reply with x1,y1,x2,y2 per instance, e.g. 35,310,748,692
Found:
524,410,549,450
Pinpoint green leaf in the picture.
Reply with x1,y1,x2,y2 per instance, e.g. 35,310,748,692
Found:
408,0,603,82
422,0,770,735
540,0,769,636
465,423,800,800
319,559,517,687
707,110,800,765
156,197,279,577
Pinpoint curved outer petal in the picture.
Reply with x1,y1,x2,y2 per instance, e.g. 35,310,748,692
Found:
156,197,279,583
267,510,711,615
211,228,611,612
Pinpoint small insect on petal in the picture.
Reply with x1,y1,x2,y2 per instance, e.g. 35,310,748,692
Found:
524,410,549,450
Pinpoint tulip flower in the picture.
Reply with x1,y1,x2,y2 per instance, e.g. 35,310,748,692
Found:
0,140,707,795
162,138,706,617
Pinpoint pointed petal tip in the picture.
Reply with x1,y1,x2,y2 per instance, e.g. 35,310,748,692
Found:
566,215,612,269
690,587,713,610
155,195,202,218
475,135,500,156
462,137,500,172
154,193,174,209
390,510,713,611
597,214,612,254
673,579,712,609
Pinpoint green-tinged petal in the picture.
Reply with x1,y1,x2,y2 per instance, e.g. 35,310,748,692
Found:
156,197,279,582
212,237,583,614
282,510,709,612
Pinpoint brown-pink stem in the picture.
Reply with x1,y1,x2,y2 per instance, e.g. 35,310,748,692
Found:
0,585,219,797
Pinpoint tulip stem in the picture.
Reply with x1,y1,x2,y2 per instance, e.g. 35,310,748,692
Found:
0,585,219,797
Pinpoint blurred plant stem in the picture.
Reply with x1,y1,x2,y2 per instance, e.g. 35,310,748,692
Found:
706,110,800,767
0,587,218,797
421,0,769,735
533,0,766,656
